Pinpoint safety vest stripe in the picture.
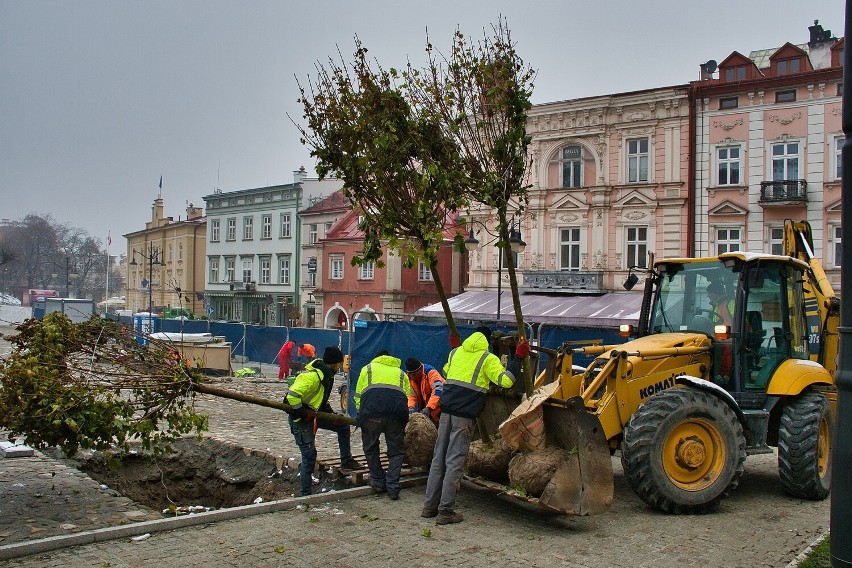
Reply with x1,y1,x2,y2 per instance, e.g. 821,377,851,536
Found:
470,352,490,384
299,369,323,409
444,378,487,393
361,366,406,395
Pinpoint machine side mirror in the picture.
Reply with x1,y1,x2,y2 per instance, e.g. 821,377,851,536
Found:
623,273,639,291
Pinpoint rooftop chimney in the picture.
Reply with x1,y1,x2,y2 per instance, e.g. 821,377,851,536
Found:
809,20,834,45
294,165,308,184
186,202,204,220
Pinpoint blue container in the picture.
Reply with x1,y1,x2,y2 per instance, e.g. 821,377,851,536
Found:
133,313,160,345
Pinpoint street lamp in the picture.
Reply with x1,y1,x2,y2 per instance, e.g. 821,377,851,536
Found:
464,216,526,321
128,243,164,329
50,257,79,297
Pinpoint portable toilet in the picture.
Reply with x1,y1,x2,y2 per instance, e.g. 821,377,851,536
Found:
133,312,160,345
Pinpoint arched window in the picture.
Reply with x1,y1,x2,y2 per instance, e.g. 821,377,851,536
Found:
560,145,583,188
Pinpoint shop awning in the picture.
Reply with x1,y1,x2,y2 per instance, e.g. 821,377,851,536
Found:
415,290,643,328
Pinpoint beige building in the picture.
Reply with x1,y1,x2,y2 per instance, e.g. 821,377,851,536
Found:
124,197,207,315
466,85,691,296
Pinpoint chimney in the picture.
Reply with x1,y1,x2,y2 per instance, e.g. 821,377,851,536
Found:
186,202,203,220
146,196,166,229
809,20,834,45
294,165,308,184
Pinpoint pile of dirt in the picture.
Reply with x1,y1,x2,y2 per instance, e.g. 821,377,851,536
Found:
466,436,513,483
404,412,437,467
508,448,567,497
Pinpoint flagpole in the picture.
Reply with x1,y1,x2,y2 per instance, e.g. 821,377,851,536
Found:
105,232,110,313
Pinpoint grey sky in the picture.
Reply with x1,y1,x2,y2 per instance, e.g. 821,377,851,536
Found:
0,1,843,248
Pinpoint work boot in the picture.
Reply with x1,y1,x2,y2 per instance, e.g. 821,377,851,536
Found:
369,482,387,493
340,457,363,470
420,507,438,518
388,491,399,501
435,511,464,525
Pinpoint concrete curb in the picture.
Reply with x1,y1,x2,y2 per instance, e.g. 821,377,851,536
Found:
0,475,426,561
784,531,829,568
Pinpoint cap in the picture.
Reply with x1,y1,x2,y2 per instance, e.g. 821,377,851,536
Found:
707,282,724,295
475,326,492,339
405,357,422,374
322,346,344,365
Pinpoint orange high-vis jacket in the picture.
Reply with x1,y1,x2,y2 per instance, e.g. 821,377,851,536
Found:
408,363,445,422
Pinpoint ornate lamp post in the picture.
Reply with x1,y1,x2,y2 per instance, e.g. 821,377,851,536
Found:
464,216,526,321
128,243,163,330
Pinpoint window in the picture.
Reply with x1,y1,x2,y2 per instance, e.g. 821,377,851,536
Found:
309,224,318,244
178,243,183,261
168,244,173,262
209,257,219,283
260,257,271,284
716,227,741,254
325,222,333,236
225,257,235,282
243,217,253,240
560,145,583,188
211,219,220,242
776,90,796,103
226,218,236,241
280,213,291,238
719,97,738,109
360,260,374,280
627,138,649,183
242,258,253,283
625,226,648,268
279,255,291,285
836,137,844,180
832,225,842,268
560,228,581,270
418,260,433,281
768,227,784,255
772,142,799,183
330,256,344,279
777,59,800,75
724,66,746,81
307,272,317,287
262,215,272,239
717,146,741,186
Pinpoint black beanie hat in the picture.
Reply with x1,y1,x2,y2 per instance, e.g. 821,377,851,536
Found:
405,357,422,373
475,326,492,339
322,346,344,365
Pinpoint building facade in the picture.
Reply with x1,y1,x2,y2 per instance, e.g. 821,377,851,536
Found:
201,170,343,325
466,85,691,296
298,189,351,327
691,21,843,291
124,197,206,315
314,209,467,327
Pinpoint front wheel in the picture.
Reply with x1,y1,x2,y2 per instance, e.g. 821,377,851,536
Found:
778,390,833,500
621,387,746,514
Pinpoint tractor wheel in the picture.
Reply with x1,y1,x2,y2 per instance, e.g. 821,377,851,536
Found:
778,391,833,500
337,382,348,414
621,387,746,514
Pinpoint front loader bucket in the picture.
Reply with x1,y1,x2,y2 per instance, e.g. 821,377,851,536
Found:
493,384,613,516
536,396,613,516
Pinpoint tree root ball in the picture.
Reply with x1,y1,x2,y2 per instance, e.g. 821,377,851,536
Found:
508,448,567,497
404,413,437,468
466,436,513,483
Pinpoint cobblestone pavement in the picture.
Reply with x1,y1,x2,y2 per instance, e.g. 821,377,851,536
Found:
0,326,831,567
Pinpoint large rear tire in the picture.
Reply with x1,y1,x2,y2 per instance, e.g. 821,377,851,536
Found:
778,391,832,500
621,387,746,514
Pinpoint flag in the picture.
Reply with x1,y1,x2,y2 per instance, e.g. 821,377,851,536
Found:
107,232,112,247
158,175,163,189
195,292,205,301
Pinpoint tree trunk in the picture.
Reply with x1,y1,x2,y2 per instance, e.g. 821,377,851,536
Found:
498,210,533,397
429,260,459,340
192,383,357,426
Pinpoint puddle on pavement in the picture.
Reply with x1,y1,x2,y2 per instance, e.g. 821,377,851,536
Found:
51,437,346,512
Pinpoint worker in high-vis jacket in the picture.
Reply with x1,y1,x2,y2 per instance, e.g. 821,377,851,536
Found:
285,346,362,496
405,357,444,424
354,350,411,501
422,326,526,525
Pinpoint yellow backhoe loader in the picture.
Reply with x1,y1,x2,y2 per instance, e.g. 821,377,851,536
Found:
478,219,838,515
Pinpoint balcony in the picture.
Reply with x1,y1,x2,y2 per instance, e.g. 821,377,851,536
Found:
522,270,605,294
759,179,807,206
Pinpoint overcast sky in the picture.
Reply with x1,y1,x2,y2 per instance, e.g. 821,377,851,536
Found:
0,1,844,248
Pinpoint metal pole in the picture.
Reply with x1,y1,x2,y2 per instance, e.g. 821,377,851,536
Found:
497,245,502,321
65,257,70,297
831,4,852,565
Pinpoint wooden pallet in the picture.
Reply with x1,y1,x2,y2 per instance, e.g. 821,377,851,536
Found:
317,453,425,485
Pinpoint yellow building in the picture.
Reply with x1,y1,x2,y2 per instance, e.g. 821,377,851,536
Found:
124,197,207,316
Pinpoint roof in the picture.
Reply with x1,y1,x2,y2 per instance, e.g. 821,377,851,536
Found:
300,189,351,215
415,290,643,328
749,43,807,69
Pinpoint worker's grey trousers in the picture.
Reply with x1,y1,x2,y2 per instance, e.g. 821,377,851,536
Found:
423,413,474,514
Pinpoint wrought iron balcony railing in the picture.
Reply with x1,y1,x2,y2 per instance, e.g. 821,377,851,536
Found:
522,270,605,294
759,179,807,204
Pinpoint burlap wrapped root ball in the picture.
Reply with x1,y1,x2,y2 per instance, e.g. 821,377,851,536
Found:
465,436,513,483
404,412,437,468
508,448,567,497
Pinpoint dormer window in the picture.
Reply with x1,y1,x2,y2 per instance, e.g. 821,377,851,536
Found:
777,58,800,75
724,66,746,81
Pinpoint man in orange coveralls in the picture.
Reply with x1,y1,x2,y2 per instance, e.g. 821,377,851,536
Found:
404,357,444,424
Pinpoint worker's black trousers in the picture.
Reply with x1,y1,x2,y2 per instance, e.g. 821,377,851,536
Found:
360,415,406,494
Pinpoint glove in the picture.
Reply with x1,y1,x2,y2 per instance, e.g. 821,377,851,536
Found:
421,407,432,417
320,402,334,414
409,407,417,414
515,339,531,359
289,405,307,420
449,334,461,348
